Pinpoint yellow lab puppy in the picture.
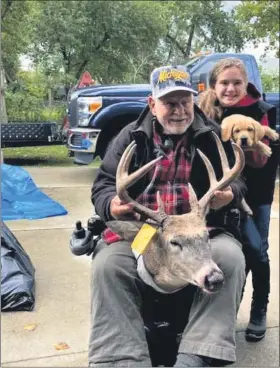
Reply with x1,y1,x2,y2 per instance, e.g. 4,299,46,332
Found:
221,114,279,157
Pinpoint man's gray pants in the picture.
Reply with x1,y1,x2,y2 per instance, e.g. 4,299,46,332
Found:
88,233,245,367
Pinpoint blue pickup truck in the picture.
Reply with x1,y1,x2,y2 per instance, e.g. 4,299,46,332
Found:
66,53,279,165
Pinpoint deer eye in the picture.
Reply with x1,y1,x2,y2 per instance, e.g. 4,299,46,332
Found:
170,240,182,250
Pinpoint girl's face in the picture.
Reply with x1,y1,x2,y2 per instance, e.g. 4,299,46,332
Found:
214,67,247,107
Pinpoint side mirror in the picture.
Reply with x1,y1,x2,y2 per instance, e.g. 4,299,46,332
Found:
197,73,209,93
191,72,209,94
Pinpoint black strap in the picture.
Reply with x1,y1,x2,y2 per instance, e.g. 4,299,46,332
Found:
258,100,277,130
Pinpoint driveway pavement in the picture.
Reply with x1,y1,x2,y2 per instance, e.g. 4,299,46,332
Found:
1,167,279,367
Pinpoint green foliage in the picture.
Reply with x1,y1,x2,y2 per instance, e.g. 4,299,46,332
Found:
163,1,245,62
259,66,280,92
5,70,66,122
29,1,170,85
3,0,278,123
26,0,247,85
5,91,66,122
1,0,37,83
235,0,280,57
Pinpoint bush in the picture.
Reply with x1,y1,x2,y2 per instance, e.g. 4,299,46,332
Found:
5,70,67,123
5,89,66,122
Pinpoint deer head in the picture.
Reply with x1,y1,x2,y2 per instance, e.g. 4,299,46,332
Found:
107,132,245,294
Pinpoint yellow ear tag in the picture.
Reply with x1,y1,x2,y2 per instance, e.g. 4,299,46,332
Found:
131,223,157,254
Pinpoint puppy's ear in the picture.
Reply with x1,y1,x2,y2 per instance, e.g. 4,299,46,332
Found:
253,121,265,144
221,118,234,142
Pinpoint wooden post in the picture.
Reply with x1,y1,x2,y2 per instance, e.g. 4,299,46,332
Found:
0,0,8,124
0,65,8,124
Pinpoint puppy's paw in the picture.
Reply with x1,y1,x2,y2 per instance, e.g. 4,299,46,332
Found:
260,144,272,157
270,131,279,141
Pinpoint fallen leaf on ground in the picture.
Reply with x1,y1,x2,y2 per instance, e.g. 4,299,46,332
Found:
53,342,70,350
24,323,37,331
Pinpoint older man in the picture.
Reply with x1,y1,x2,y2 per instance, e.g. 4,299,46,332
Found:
89,65,246,367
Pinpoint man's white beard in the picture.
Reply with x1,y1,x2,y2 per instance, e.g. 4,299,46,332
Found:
163,122,192,135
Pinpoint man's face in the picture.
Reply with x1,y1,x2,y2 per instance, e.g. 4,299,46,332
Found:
148,91,194,135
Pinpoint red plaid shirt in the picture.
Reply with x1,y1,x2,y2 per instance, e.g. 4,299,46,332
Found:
103,127,192,244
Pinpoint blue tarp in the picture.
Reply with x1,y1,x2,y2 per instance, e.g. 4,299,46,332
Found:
1,164,67,220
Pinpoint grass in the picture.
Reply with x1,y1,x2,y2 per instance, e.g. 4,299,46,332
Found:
2,144,101,167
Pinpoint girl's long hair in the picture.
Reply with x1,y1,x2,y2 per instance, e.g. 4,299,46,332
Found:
197,58,248,121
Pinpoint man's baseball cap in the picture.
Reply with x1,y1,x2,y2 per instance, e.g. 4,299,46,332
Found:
150,65,197,98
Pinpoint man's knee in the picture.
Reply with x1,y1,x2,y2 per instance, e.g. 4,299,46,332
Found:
210,234,245,278
91,241,137,285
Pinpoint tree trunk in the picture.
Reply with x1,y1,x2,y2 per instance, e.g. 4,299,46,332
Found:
185,20,195,59
0,66,8,123
48,88,52,107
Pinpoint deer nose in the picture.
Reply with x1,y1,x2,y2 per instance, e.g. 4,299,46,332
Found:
241,137,248,146
204,271,224,293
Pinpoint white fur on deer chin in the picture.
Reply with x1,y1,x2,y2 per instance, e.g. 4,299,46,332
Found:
132,248,183,294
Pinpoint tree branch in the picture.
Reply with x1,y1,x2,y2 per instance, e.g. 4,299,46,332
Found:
75,59,89,79
94,30,110,52
185,19,195,59
4,68,13,84
1,0,13,21
60,44,72,74
74,30,110,79
166,34,187,58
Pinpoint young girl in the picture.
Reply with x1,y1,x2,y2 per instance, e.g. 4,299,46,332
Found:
198,58,279,342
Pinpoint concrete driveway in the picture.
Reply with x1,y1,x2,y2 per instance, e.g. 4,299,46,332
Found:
1,166,279,367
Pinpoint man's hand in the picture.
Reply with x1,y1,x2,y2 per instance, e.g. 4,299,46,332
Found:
110,195,140,220
210,186,234,210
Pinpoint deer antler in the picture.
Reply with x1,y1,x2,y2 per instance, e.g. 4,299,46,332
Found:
198,132,245,214
116,141,168,225
116,134,244,224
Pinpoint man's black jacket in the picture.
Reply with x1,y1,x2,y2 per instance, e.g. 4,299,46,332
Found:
91,104,246,238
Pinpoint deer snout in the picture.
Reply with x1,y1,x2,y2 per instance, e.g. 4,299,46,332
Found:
204,270,224,293
193,265,224,294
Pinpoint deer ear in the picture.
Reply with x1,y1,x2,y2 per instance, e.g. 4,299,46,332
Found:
106,221,144,241
253,121,265,143
221,118,235,142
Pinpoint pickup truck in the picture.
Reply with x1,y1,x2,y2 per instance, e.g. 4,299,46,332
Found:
66,52,279,165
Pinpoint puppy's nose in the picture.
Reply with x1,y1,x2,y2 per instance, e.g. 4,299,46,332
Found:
241,137,247,146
